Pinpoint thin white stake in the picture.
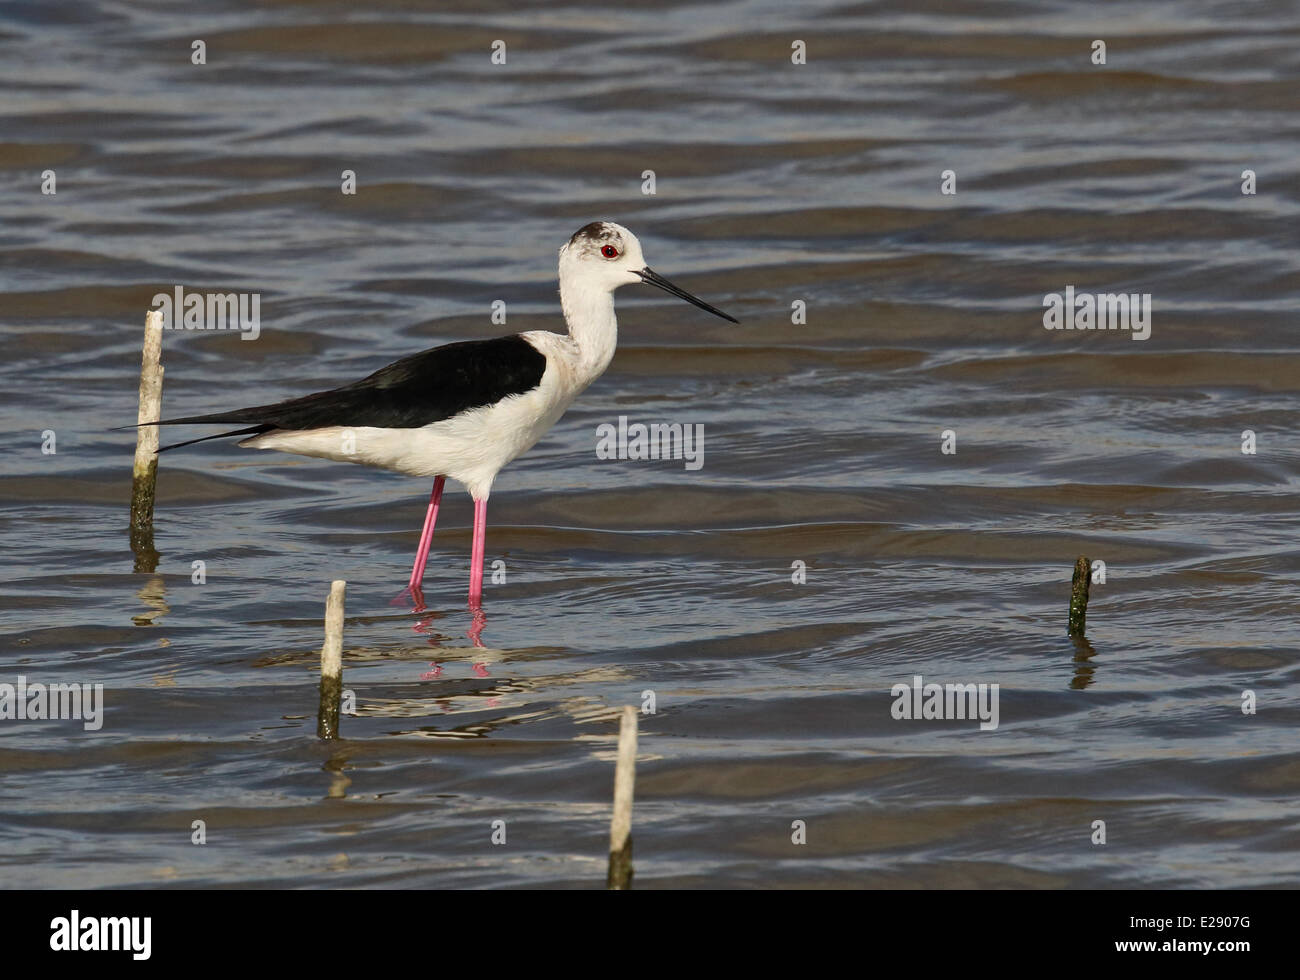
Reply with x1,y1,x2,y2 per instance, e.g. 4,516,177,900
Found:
129,310,164,568
317,580,346,739
131,309,164,483
607,705,638,888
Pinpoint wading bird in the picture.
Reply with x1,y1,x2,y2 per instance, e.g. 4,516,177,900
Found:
146,222,737,607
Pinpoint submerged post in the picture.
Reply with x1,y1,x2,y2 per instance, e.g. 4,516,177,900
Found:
129,310,164,571
317,580,346,739
1068,555,1090,637
606,705,638,889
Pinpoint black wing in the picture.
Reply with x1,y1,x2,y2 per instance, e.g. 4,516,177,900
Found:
148,334,548,451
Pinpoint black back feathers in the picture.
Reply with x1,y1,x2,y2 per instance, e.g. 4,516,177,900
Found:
151,334,548,450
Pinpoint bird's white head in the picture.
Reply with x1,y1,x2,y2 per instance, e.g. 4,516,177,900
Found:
559,221,738,323
559,221,647,291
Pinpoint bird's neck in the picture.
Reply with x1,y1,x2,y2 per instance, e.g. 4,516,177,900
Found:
559,282,618,383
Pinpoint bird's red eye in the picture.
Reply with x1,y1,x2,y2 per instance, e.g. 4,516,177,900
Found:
601,244,619,258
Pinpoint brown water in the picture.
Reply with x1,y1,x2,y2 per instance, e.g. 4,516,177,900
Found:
2,0,1299,888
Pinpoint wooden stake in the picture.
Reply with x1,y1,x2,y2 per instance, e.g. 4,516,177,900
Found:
606,705,637,889
317,580,346,739
1068,555,1090,637
129,310,164,572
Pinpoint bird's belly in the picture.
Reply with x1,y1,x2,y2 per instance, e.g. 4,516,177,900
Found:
240,385,574,498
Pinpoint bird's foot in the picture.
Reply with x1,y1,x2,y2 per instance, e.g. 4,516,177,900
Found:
390,584,427,612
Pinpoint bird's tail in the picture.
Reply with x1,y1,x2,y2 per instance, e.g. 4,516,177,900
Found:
112,408,275,453
155,424,273,453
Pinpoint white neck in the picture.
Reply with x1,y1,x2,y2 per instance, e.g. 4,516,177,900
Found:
559,279,618,384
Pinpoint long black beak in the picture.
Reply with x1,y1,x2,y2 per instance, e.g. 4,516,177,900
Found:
637,267,739,323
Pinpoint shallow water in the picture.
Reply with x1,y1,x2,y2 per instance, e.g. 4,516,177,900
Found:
1,0,1299,888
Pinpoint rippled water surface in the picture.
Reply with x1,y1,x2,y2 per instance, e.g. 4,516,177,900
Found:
2,0,1299,888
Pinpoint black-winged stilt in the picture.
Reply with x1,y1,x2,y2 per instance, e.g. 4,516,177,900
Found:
144,221,737,608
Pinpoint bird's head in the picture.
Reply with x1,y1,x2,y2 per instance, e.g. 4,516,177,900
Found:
559,221,738,323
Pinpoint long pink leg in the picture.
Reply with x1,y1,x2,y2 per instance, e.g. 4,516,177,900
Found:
407,476,445,591
468,496,487,607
